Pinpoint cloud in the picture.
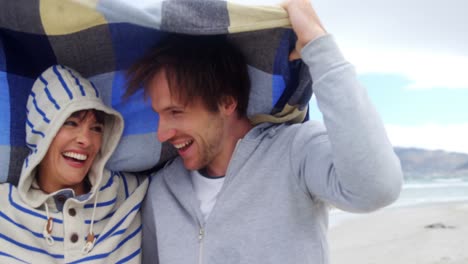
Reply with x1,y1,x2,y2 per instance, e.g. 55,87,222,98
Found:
386,123,468,154
342,48,468,90
310,0,468,90
230,0,468,90
313,0,468,56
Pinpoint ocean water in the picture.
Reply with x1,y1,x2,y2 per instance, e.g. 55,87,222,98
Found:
393,176,468,207
329,176,468,227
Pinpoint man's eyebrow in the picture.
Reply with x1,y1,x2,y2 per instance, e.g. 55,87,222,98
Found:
161,104,185,111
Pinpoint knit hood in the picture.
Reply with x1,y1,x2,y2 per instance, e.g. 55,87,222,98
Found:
18,65,124,208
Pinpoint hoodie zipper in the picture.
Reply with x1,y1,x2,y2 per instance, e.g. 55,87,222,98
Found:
196,139,244,264
198,227,204,264
195,139,247,264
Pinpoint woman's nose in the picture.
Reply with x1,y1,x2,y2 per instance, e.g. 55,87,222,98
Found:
76,128,92,146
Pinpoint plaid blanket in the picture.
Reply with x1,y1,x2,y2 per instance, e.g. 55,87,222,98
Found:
0,0,312,185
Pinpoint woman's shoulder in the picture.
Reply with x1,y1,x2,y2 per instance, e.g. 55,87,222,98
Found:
104,170,149,198
0,182,17,196
0,182,23,211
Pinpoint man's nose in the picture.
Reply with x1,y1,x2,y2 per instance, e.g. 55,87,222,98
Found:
157,119,176,143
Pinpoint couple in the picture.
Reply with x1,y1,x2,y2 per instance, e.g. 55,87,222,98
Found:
0,0,403,263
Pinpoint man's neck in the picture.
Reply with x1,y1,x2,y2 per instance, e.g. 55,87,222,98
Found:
205,117,253,177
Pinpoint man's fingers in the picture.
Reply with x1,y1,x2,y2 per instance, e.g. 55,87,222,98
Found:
289,49,301,61
282,0,326,52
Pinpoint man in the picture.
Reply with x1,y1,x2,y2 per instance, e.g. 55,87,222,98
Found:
126,0,403,263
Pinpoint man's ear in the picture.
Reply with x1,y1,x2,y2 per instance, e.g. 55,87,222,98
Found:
219,96,237,116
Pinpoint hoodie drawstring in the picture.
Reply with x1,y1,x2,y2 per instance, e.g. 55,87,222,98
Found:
82,191,99,254
42,191,99,254
43,203,55,245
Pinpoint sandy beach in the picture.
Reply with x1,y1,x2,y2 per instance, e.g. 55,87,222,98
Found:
329,202,468,264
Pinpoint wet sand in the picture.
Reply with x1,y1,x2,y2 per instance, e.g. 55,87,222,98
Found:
329,202,468,264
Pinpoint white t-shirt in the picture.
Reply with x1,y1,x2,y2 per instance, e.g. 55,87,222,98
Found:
191,170,225,221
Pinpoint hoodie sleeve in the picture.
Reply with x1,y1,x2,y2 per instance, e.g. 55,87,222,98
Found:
291,35,403,212
117,171,150,198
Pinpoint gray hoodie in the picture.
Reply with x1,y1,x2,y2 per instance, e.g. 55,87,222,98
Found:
142,35,403,264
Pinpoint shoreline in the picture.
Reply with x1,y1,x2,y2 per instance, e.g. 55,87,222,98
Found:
329,201,468,264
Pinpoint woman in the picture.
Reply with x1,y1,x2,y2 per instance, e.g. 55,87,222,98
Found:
0,65,148,263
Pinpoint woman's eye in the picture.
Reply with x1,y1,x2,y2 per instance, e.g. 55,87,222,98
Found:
63,120,78,127
91,125,104,133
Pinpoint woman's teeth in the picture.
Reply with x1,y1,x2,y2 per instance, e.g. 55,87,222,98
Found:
63,152,87,161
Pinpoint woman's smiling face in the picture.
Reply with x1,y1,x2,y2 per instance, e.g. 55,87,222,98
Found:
37,110,104,195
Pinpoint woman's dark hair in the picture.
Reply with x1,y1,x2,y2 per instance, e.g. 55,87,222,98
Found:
70,109,106,125
125,34,250,117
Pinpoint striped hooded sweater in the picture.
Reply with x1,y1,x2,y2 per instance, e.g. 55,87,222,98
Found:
0,65,148,263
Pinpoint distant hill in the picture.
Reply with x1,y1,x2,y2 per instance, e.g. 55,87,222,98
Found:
394,147,468,179
457,161,468,171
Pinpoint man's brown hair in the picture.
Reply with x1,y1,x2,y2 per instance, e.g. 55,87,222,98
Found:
125,34,250,117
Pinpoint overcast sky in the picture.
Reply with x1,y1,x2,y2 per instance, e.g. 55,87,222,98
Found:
314,0,468,154
231,0,468,154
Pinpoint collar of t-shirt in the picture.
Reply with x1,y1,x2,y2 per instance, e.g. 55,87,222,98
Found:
191,170,225,222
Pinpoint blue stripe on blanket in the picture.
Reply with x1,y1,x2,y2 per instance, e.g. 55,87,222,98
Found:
111,72,158,135
108,23,166,70
272,75,286,107
7,74,33,147
0,40,5,71
0,71,9,145
1,29,57,78
271,30,294,107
